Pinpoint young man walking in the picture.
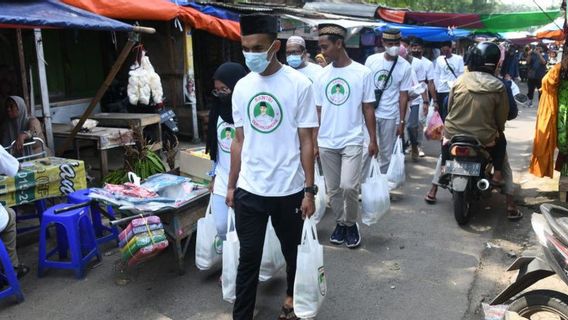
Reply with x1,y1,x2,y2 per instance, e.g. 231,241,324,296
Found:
364,28,413,173
432,41,464,120
226,14,319,320
315,23,378,248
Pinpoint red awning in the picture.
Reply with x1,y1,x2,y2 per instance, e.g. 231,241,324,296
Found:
63,0,240,40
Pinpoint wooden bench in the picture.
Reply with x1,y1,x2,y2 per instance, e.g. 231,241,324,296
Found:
89,113,162,151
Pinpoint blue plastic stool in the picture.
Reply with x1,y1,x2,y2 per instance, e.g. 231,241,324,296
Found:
38,203,101,279
67,189,119,246
0,241,24,303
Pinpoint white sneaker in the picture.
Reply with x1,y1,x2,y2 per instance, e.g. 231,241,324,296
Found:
418,147,425,157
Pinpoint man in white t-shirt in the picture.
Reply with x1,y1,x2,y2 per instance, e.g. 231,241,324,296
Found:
285,35,322,83
315,23,378,249
433,41,464,121
404,38,430,161
364,28,413,174
226,14,319,320
0,146,28,279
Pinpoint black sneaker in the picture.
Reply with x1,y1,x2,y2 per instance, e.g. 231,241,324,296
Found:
346,223,361,248
330,224,347,245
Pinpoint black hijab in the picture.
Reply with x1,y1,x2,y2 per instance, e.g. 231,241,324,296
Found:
206,62,247,162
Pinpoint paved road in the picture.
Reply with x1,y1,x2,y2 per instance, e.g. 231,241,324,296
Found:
1,105,538,320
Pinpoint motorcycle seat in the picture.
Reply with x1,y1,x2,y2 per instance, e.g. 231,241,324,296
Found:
450,135,482,146
542,204,568,246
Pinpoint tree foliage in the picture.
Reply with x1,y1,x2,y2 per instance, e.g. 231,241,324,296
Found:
365,0,560,14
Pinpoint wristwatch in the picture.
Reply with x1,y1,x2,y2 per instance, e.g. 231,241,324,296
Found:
400,120,405,124
304,185,319,196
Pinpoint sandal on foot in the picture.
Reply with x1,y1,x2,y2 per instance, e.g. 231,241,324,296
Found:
278,306,299,320
424,194,437,204
507,208,523,221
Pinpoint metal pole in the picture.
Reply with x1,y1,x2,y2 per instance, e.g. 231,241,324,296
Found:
29,66,35,115
34,29,54,149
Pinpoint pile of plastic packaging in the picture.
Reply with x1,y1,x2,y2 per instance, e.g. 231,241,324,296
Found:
119,215,168,267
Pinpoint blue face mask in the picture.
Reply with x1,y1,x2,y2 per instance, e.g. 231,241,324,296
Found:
243,42,275,74
287,54,303,68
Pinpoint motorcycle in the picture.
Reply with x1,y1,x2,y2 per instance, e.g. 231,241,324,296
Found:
490,204,568,318
440,135,492,225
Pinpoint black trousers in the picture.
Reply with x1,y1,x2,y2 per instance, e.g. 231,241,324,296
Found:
527,78,542,101
437,92,450,122
232,188,304,320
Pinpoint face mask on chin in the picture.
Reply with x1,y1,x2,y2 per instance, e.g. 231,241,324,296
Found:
243,42,275,74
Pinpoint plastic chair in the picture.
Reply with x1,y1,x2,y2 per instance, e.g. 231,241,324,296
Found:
38,203,101,279
67,189,119,246
0,242,24,303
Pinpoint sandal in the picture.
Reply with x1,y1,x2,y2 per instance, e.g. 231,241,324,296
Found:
507,208,523,221
278,306,299,320
424,193,437,204
16,264,30,279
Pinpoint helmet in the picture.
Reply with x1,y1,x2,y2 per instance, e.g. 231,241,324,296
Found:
467,42,501,72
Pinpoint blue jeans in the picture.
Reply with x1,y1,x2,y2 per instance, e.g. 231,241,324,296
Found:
211,193,229,241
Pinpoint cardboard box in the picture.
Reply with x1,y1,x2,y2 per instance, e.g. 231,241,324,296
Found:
179,147,212,182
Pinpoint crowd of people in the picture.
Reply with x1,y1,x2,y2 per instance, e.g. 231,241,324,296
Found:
200,13,545,320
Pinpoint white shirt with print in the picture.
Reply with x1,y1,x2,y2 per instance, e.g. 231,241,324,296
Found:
213,118,234,197
232,65,318,197
365,52,413,119
315,61,375,149
297,62,322,83
433,54,464,93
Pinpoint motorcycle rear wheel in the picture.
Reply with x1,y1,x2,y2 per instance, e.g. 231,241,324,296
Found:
453,191,471,225
508,290,568,319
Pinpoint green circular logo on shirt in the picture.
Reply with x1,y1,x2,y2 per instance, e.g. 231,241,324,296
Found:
247,93,283,134
325,78,351,106
374,70,393,90
217,121,234,153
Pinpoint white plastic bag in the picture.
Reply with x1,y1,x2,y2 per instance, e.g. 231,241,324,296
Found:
293,218,326,318
312,163,328,224
420,104,434,127
361,159,390,226
386,137,406,190
222,208,239,303
195,199,223,271
259,218,285,282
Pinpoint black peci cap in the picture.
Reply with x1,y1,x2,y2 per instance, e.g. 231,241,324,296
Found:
240,14,279,36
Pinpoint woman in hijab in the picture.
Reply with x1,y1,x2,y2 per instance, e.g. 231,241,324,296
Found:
1,96,47,155
205,62,247,242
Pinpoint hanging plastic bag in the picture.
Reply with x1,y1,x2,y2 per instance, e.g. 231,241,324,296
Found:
195,199,223,271
425,111,444,141
420,104,434,128
259,218,285,282
361,159,390,226
386,137,406,190
312,162,328,224
222,208,239,303
482,303,508,320
293,218,326,318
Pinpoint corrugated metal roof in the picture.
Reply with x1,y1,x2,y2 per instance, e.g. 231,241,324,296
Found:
303,2,378,19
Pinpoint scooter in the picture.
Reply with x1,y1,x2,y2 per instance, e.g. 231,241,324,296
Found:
440,135,493,225
490,204,568,317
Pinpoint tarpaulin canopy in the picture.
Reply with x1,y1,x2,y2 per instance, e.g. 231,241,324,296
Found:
536,17,565,40
63,0,241,40
175,1,240,22
375,6,560,32
375,23,471,42
0,0,133,31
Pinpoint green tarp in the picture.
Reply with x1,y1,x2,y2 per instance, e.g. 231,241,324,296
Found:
478,11,560,32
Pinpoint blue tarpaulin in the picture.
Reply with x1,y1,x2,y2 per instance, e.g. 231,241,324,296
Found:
376,23,472,42
0,0,133,31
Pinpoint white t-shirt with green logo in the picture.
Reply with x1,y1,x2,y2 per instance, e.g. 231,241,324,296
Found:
232,65,318,197
297,62,322,83
315,61,375,149
365,52,413,120
213,118,234,197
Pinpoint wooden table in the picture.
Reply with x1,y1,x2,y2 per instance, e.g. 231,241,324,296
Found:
53,124,134,178
89,113,162,151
